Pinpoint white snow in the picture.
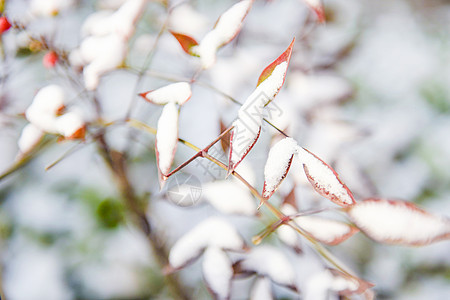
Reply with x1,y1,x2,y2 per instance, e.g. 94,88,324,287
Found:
295,216,356,245
55,111,85,138
79,34,127,90
29,0,74,17
142,82,192,106
25,85,65,133
17,124,44,155
304,269,359,300
82,0,146,39
26,84,65,115
250,276,273,300
168,217,244,269
202,247,233,300
156,102,179,175
347,199,450,245
71,0,145,90
263,137,298,198
202,180,256,216
240,245,296,287
297,147,355,206
191,0,252,68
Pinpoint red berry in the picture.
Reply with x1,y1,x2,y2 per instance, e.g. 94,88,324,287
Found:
43,51,59,68
0,16,11,34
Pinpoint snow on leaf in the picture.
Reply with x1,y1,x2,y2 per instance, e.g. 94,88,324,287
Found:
237,245,296,289
302,0,325,23
304,269,373,300
298,147,355,207
228,53,293,174
139,82,192,106
202,247,233,300
156,102,179,187
82,0,146,39
202,181,256,216
250,276,274,300
25,85,65,133
55,111,86,139
328,269,374,296
17,124,44,155
190,0,253,69
256,38,294,87
228,117,261,175
263,137,298,199
168,217,245,270
170,31,199,55
296,216,358,246
279,204,358,246
346,198,450,246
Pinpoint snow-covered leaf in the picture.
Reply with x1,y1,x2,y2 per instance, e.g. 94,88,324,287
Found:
279,204,358,246
202,181,256,216
170,31,199,55
17,124,44,155
55,111,86,139
256,38,294,88
139,82,192,106
328,269,374,297
168,217,245,270
250,276,274,300
296,216,358,246
298,147,355,207
82,0,146,39
30,0,74,17
228,117,261,175
305,269,373,300
228,40,295,174
346,198,450,246
190,0,253,69
25,85,65,133
156,102,179,188
302,0,325,23
235,245,296,289
263,137,298,199
202,247,233,300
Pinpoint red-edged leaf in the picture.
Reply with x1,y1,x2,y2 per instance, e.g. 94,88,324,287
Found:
139,82,192,106
257,38,295,87
262,137,298,199
328,269,375,296
170,31,198,55
295,216,359,246
298,147,355,207
227,118,261,176
155,102,179,188
193,0,253,69
303,0,326,23
212,0,253,46
345,198,450,246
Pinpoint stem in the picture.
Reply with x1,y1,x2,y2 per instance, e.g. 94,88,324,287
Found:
164,125,234,178
95,132,191,300
126,119,359,281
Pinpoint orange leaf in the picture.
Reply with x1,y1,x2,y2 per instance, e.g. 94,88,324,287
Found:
256,38,295,87
170,31,199,55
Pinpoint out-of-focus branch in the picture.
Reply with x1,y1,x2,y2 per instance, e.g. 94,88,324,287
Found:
95,131,191,300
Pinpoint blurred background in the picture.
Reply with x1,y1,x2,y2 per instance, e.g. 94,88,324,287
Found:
0,0,449,299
